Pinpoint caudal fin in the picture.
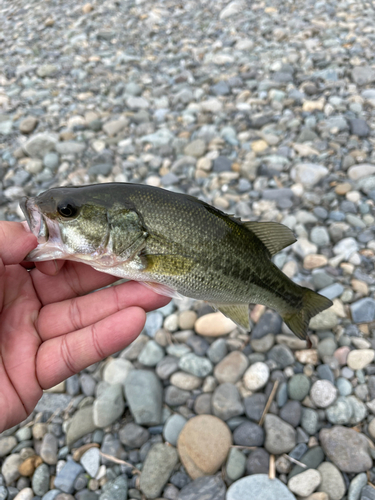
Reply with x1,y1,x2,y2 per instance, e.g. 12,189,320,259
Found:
282,288,333,340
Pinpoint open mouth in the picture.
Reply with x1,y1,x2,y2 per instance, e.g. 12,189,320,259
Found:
20,197,49,243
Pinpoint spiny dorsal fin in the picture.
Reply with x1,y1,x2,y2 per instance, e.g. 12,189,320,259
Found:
242,221,296,256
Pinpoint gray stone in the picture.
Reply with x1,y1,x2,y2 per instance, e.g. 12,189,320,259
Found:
351,298,375,324
310,379,337,408
226,448,246,481
156,356,179,379
233,421,264,447
1,454,22,485
55,141,86,155
32,464,50,496
99,475,127,500
326,396,353,424
183,139,206,158
288,374,311,401
267,345,294,368
227,474,297,500
0,121,12,134
301,408,319,435
264,415,296,454
119,422,149,449
246,448,270,475
212,383,244,421
178,353,213,377
291,163,328,187
320,426,372,473
40,433,58,465
102,358,134,385
213,156,232,172
243,393,269,422
54,460,84,494
289,446,325,479
42,490,63,500
19,116,38,134
361,485,375,500
336,378,353,397
23,133,57,159
37,64,58,77
164,386,190,406
138,340,164,366
144,312,164,337
252,311,282,338
139,443,178,498
178,475,226,500
141,128,174,147
207,338,227,364
310,226,330,246
163,414,187,446
348,473,367,500
279,401,301,427
0,486,7,500
124,370,163,425
43,152,59,170
347,395,367,424
0,437,17,457
349,118,370,137
93,383,124,428
320,283,345,300
352,66,375,85
80,447,100,478
317,462,346,500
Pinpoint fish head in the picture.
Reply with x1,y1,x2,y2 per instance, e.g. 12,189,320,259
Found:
20,187,113,262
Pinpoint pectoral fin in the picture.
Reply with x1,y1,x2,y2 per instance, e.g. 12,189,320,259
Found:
212,303,251,331
141,281,184,300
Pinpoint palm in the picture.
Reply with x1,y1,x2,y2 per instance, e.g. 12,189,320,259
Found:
0,222,170,432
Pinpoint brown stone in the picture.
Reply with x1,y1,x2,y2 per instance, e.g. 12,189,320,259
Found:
214,351,248,384
82,3,93,13
19,116,38,134
194,312,236,337
18,455,42,477
334,182,352,195
303,254,328,270
177,415,232,479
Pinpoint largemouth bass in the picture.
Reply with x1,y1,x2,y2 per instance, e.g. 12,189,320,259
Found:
20,183,332,339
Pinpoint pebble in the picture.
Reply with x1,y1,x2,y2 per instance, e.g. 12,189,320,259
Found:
163,414,187,446
319,426,372,473
194,312,236,336
243,362,270,391
264,415,296,454
19,117,38,134
80,447,100,478
170,372,201,391
178,476,226,500
178,353,213,377
233,421,264,447
2,454,22,485
177,415,232,479
138,340,165,366
102,358,134,385
350,299,375,323
226,448,246,481
207,338,227,364
93,383,124,428
227,474,297,500
119,422,149,449
348,473,367,500
124,370,163,425
0,437,17,457
214,351,248,384
246,448,270,475
99,475,127,500
13,489,34,500
288,374,311,401
66,406,97,447
139,443,178,499
32,464,50,497
317,462,346,500
288,469,321,497
310,380,337,408
212,383,244,421
347,349,375,370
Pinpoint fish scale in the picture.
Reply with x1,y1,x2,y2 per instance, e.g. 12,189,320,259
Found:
20,182,333,340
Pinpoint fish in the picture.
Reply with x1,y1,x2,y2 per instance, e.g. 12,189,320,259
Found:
20,182,333,340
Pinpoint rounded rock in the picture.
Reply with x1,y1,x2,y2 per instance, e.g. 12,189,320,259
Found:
194,312,236,337
177,415,232,479
214,351,248,384
347,349,374,370
310,380,337,408
163,414,187,446
264,414,296,454
227,474,297,500
170,371,202,391
288,469,321,497
243,362,270,391
317,462,346,500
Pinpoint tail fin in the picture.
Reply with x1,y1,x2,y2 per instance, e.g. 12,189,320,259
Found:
282,288,333,340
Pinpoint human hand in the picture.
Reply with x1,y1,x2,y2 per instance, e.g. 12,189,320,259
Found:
0,221,170,433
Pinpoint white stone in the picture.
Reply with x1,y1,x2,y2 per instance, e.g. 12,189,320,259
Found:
103,358,134,385
310,380,337,408
243,362,270,391
347,349,374,370
288,469,321,497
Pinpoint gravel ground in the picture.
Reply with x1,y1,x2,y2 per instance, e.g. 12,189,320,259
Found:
1,0,375,499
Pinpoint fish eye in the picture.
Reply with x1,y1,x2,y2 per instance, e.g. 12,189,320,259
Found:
57,203,78,218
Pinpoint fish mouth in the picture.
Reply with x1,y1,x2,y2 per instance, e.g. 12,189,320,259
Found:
20,197,49,243
20,197,64,262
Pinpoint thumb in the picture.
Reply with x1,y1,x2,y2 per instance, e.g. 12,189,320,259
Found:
0,221,37,265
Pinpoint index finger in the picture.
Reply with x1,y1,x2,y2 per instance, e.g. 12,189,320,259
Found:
0,221,37,265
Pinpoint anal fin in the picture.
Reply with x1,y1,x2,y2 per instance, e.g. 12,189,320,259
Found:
212,304,250,331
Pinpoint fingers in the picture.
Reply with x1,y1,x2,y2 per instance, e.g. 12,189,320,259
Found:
0,222,37,265
37,280,171,340
35,260,65,276
36,307,146,389
31,261,119,305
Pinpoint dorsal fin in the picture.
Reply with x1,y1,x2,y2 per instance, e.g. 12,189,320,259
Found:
242,221,296,256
